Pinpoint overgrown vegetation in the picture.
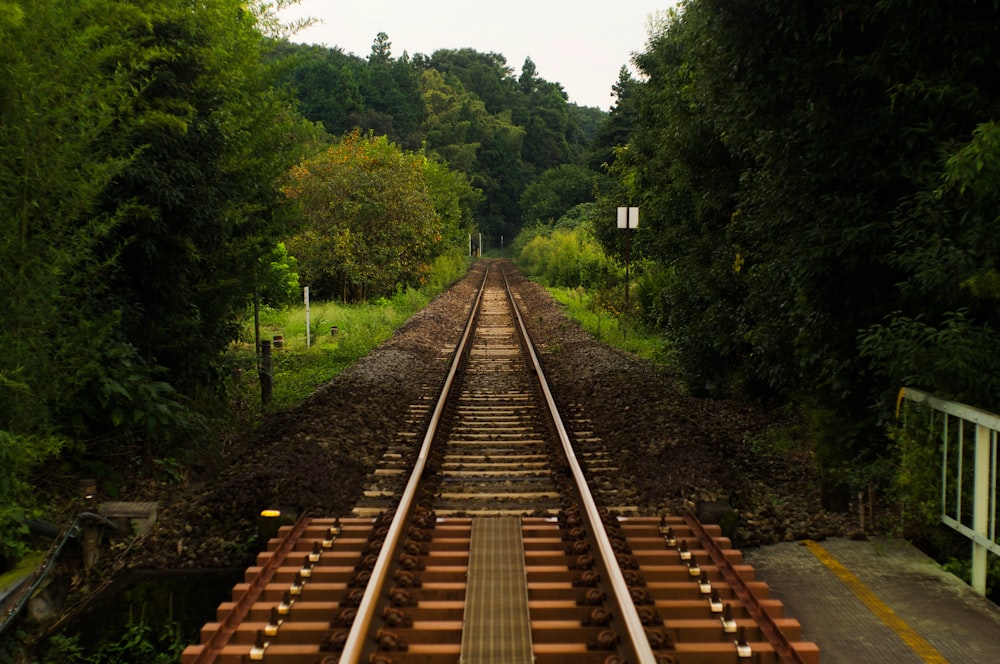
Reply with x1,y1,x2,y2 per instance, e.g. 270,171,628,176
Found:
0,1,485,570
547,287,668,364
890,404,1000,599
4,0,1000,650
234,252,470,412
0,0,320,565
285,131,478,301
40,614,185,664
596,1,1000,496
275,37,612,245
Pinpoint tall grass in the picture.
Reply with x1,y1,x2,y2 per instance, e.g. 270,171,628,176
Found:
548,286,670,365
228,253,469,416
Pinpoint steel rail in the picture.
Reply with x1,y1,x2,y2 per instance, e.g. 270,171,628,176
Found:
500,266,659,664
337,263,490,663
189,513,312,663
684,512,807,664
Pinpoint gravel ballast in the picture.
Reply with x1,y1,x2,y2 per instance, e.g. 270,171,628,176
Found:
115,260,856,574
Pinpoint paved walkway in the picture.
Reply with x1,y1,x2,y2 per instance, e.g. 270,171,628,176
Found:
744,537,1000,663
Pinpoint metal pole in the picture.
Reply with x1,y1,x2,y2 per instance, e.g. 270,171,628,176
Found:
260,340,272,406
625,217,631,314
972,424,990,594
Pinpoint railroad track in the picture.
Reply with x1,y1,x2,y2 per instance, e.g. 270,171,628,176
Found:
183,261,820,664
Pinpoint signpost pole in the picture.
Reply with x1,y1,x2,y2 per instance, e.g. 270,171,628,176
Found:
617,206,639,317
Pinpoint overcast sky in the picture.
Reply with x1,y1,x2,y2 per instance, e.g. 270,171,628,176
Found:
278,1,677,111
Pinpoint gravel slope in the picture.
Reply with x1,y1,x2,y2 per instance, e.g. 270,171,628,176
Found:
117,260,855,573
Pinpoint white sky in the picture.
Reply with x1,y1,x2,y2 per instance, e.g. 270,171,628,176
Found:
278,1,677,111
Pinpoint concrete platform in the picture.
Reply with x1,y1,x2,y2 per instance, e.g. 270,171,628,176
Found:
744,537,1000,663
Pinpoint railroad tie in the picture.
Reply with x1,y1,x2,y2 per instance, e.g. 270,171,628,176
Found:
459,515,533,663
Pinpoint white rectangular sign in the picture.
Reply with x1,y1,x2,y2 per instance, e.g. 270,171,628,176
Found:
617,206,639,229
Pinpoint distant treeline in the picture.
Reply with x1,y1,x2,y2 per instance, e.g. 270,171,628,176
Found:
274,35,618,245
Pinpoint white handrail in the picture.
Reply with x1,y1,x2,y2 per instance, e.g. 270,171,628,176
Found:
898,387,1000,595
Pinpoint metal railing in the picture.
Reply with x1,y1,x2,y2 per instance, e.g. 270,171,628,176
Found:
897,387,1000,594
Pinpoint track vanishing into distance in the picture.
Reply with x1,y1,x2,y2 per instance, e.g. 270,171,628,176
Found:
183,263,820,664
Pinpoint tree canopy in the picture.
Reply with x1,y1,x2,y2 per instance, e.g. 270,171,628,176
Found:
615,0,1000,467
285,131,477,301
0,0,317,558
278,36,607,246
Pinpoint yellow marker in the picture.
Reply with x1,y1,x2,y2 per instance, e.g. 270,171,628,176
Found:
804,540,950,664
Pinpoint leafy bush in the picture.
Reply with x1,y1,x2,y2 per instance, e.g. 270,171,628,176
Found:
41,612,185,664
0,429,63,560
0,431,63,561
515,225,620,290
860,310,1000,417
888,424,941,527
285,131,471,301
257,242,301,308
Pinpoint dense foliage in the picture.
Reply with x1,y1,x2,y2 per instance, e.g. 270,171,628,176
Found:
516,217,619,291
7,0,994,585
0,0,316,560
277,37,607,245
613,1,1000,471
284,131,477,300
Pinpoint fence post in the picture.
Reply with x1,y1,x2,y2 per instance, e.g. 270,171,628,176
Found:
972,423,990,594
260,339,272,406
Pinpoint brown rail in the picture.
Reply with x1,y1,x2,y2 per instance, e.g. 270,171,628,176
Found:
502,266,659,664
684,512,806,664
336,262,490,662
189,513,311,663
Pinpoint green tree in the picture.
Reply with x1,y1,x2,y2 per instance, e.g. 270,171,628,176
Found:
0,0,317,560
585,6,746,397
359,33,425,148
417,67,528,245
624,0,1000,466
95,0,317,400
861,120,1000,413
0,0,163,558
257,242,302,308
519,164,596,227
285,131,449,300
424,48,518,115
279,42,365,135
1,0,140,438
587,66,639,172
419,68,485,173
422,158,483,249
281,40,598,247
514,57,580,171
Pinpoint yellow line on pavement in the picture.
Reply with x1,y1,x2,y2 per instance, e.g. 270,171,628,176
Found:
803,540,950,664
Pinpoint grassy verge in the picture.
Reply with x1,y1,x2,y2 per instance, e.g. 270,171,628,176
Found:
226,265,664,420
547,286,670,365
227,254,470,416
